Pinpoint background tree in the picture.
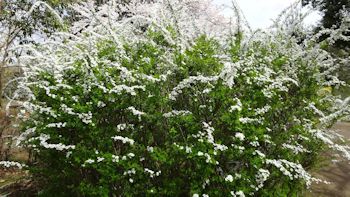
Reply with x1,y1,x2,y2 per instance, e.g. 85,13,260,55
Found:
302,0,350,48
0,0,84,163
302,0,349,28
302,0,350,96
0,0,158,107
0,0,79,108
0,0,159,163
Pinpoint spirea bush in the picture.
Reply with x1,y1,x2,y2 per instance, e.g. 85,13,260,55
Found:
8,0,350,196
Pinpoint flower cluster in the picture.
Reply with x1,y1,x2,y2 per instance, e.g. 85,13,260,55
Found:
0,161,27,169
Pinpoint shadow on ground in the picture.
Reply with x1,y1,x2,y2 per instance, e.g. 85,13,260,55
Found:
307,122,350,197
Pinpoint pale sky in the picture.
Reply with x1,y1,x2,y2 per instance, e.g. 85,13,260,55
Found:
212,0,321,29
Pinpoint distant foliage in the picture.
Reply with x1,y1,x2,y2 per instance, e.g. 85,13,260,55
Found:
4,0,350,196
302,0,350,48
302,0,350,29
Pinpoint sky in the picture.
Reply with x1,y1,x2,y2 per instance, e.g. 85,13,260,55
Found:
212,0,322,29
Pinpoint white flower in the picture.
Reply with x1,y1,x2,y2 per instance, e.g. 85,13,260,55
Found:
254,150,266,158
36,134,76,151
66,151,72,158
124,168,136,175
229,98,242,112
127,106,145,120
256,168,270,189
144,168,155,177
46,122,66,128
78,111,93,124
127,153,135,158
239,117,260,124
163,110,192,118
112,155,119,163
97,101,106,108
185,146,192,153
231,191,245,197
147,146,154,152
235,191,245,197
235,132,245,141
116,124,127,131
85,159,95,164
169,75,219,100
250,141,260,147
225,174,234,182
0,161,26,169
111,136,135,145
97,157,105,162
109,85,145,96
282,143,310,154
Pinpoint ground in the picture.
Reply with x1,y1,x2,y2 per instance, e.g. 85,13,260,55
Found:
306,122,350,197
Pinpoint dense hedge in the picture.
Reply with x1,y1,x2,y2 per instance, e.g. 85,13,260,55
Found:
12,1,350,196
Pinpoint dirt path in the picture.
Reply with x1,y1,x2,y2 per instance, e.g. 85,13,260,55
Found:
308,122,350,197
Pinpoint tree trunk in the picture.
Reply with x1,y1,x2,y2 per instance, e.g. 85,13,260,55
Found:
0,65,3,108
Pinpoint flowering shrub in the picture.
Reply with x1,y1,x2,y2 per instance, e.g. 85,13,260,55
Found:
7,0,350,196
